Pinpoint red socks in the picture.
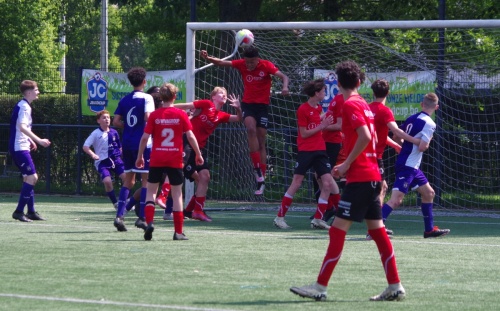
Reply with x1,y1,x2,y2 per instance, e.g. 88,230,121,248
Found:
313,202,328,219
368,227,401,284
328,193,340,211
194,196,206,212
185,195,196,212
317,226,346,286
145,202,155,224
161,182,171,197
173,211,184,234
278,196,293,217
250,151,261,169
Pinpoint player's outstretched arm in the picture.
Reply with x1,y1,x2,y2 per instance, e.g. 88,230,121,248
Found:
386,136,401,154
227,94,242,122
200,50,232,67
387,121,420,146
174,102,195,110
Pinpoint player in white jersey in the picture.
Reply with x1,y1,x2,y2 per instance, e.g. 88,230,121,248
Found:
381,93,450,238
8,80,51,222
83,110,127,210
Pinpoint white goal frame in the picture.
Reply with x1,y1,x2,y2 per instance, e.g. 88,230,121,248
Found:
184,20,500,205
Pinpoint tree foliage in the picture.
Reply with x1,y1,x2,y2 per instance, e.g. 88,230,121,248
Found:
0,0,65,92
1,0,499,94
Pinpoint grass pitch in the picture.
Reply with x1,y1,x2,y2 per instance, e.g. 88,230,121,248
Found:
0,194,500,311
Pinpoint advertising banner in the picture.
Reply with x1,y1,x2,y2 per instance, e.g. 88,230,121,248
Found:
314,69,436,120
80,69,186,116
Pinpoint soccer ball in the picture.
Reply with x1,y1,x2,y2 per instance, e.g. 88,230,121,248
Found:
236,29,254,47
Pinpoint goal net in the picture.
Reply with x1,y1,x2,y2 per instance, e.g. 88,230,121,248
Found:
186,21,500,210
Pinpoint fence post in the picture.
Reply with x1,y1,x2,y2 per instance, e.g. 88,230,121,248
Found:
76,67,83,195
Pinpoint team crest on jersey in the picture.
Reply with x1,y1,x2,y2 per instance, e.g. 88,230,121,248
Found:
86,72,108,113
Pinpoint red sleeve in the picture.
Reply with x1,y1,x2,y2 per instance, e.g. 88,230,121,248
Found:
231,59,245,71
218,111,231,123
345,102,367,130
297,104,308,127
262,60,279,75
193,100,211,109
381,106,395,124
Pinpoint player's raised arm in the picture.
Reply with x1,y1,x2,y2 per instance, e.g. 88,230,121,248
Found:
200,50,232,67
227,94,242,122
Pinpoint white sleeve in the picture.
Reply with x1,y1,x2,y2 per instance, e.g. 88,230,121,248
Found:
144,94,155,113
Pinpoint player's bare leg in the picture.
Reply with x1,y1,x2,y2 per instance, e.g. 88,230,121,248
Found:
245,117,265,195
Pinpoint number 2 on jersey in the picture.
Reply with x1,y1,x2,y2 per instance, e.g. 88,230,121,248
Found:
161,128,174,147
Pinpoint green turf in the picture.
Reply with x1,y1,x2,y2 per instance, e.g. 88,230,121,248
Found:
1,194,500,311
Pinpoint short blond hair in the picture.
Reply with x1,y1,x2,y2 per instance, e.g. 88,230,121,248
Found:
159,83,178,102
422,92,439,108
210,86,227,98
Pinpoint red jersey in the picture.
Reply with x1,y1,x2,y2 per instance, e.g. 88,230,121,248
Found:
144,107,192,168
190,99,231,149
231,59,279,104
341,94,381,183
369,101,395,159
322,93,344,143
296,102,326,152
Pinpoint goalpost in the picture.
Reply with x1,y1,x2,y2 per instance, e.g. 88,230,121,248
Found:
186,20,500,210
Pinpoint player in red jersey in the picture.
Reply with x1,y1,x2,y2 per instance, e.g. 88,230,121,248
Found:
290,61,405,302
319,93,344,221
200,46,289,195
369,80,420,210
273,79,334,230
173,87,242,222
136,83,203,241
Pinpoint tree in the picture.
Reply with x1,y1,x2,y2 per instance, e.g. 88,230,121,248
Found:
0,0,65,93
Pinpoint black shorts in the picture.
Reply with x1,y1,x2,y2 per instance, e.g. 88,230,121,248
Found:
183,145,209,182
377,158,385,180
336,181,382,222
148,167,184,185
325,142,341,168
241,102,269,129
294,151,332,177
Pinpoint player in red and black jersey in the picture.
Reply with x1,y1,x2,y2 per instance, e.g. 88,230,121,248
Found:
273,79,334,230
174,87,242,222
291,61,405,302
201,46,289,196
136,83,203,241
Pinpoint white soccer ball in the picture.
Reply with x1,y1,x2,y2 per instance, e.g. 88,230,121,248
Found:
236,29,254,47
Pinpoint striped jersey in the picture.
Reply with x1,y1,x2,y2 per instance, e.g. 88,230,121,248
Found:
83,127,122,168
396,111,435,169
9,99,32,152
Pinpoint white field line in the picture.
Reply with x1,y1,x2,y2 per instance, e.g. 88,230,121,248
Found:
0,293,241,311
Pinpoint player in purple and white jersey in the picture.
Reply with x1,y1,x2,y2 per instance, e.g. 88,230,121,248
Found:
112,67,155,232
9,80,51,222
83,110,127,210
382,93,450,238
